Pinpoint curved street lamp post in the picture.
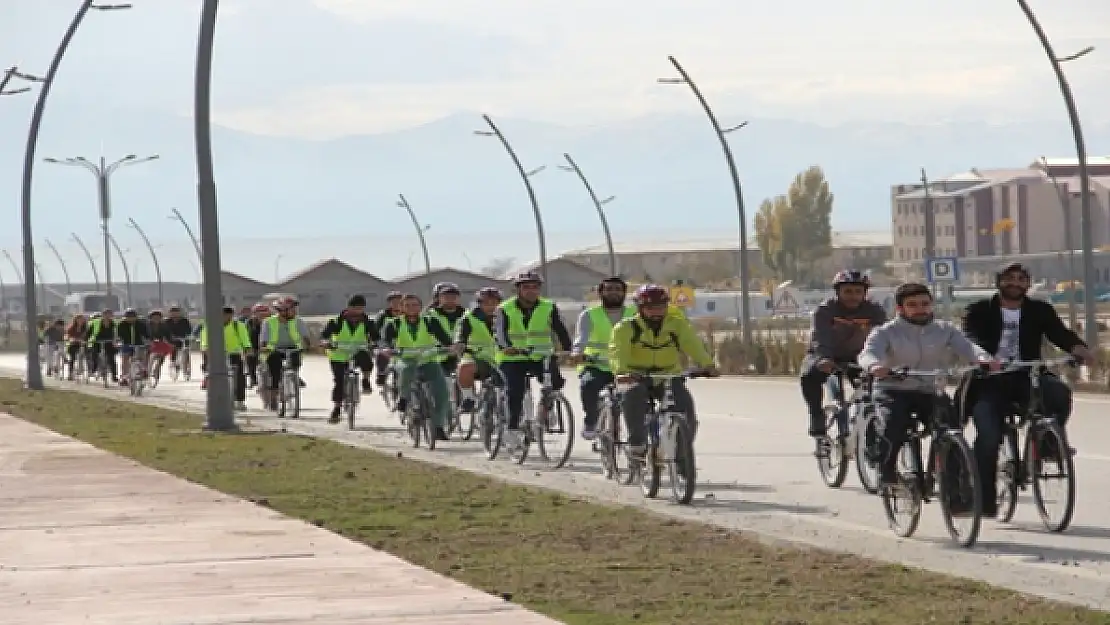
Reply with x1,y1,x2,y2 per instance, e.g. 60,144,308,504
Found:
474,114,548,290
70,233,101,290
195,0,236,430
558,153,617,276
397,194,433,299
127,218,164,307
107,233,132,307
43,239,73,294
1038,156,1079,331
19,1,132,389
658,55,753,344
1017,0,1097,348
169,207,203,264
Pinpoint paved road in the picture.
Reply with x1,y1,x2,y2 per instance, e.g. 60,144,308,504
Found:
3,353,1110,610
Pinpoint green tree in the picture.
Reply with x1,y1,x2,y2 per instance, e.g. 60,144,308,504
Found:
754,166,835,284
754,195,802,283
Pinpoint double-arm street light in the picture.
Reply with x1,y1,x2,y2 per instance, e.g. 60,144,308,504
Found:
474,114,548,288
558,153,617,276
20,1,133,390
45,153,159,300
397,194,433,299
658,55,753,344
1017,0,1097,349
70,233,100,290
43,239,72,294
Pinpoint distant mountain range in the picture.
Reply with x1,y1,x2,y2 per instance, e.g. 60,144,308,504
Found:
2,103,1108,280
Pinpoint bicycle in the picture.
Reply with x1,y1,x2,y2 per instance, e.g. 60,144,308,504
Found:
394,346,449,450
93,340,116,389
592,359,637,485
379,357,401,417
256,356,277,411
126,345,150,397
621,370,713,505
971,357,1078,532
817,363,881,492
879,365,986,548
450,347,488,442
328,340,372,429
502,347,575,469
46,343,66,380
147,340,172,389
67,342,88,383
169,338,192,382
268,348,302,419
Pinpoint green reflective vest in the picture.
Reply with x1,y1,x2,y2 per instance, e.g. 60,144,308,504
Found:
265,315,301,347
497,297,553,363
427,308,463,362
394,316,438,360
327,317,368,362
461,309,496,362
579,304,637,374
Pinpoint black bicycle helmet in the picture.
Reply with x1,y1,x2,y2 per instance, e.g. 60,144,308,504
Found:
598,276,627,291
513,270,543,286
476,286,503,300
832,269,871,290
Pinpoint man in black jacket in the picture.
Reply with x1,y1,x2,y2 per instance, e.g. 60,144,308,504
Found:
962,261,1094,516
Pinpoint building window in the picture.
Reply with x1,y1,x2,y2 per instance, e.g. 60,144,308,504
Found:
706,301,716,312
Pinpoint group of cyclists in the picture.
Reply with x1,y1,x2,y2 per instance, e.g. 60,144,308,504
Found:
801,262,1091,522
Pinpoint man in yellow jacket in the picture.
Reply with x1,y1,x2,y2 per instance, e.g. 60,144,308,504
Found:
609,284,718,459
199,305,254,411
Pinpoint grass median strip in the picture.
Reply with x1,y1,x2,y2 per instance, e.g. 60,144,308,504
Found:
1,379,1106,624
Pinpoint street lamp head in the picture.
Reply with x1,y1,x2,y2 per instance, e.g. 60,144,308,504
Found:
526,165,546,177
91,3,133,10
601,195,616,205
556,164,574,172
722,121,750,133
423,224,431,232
657,77,686,85
0,87,31,96
1057,46,1095,63
73,156,90,163
12,70,44,82
42,157,61,164
473,130,496,137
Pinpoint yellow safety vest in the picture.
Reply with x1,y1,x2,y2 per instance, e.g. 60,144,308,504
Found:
461,309,496,362
327,317,368,362
199,320,251,354
427,308,463,362
265,315,301,347
579,304,637,374
497,297,553,363
394,316,438,360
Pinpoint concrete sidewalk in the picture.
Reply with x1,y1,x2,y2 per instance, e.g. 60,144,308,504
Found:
0,414,562,624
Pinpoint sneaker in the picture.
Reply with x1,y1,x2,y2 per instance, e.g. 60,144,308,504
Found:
361,379,373,394
328,406,341,424
435,427,450,441
298,377,306,388
459,397,475,412
814,437,831,459
581,427,597,441
375,374,387,386
396,398,407,413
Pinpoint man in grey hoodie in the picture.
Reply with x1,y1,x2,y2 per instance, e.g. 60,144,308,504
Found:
858,282,998,492
800,270,887,454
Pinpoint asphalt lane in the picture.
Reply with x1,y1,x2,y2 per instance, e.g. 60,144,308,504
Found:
3,353,1110,610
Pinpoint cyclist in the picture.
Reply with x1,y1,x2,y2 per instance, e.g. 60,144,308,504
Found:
146,310,174,381
260,296,312,403
244,303,269,388
961,261,1093,517
453,286,502,410
287,297,308,388
42,318,65,376
494,271,574,449
164,305,193,369
199,306,253,410
64,314,88,380
609,284,719,460
858,282,998,498
320,295,377,424
85,309,120,382
799,269,887,456
427,282,466,393
571,276,636,441
372,291,404,387
117,308,150,386
381,293,453,441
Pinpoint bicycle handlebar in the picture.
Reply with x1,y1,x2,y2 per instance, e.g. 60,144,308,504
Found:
889,363,989,379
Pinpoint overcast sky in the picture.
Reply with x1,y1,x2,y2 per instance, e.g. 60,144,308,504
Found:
5,0,1110,138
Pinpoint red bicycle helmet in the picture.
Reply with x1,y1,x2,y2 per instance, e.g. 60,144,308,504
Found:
633,284,670,307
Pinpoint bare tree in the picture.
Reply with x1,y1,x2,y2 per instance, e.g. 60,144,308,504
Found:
479,256,517,278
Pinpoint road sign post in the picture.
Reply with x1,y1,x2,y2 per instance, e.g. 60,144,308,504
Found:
925,257,959,319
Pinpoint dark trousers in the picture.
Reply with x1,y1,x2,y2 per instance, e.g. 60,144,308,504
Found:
329,352,373,403
245,352,260,385
266,351,303,389
971,372,1072,509
620,378,697,448
228,353,247,401
89,342,119,379
498,358,565,429
874,389,943,476
799,355,861,436
66,343,82,369
579,366,614,429
374,352,390,381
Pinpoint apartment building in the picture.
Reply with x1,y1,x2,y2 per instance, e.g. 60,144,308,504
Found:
888,157,1110,283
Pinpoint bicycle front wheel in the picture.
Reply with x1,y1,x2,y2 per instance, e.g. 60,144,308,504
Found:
936,432,982,548
1028,420,1076,533
818,405,850,488
537,393,575,470
668,416,697,504
996,429,1021,523
480,387,502,459
346,376,359,429
881,442,923,539
855,409,881,494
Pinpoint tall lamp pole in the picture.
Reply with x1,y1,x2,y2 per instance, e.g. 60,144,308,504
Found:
43,239,72,294
658,55,753,344
558,153,617,276
1038,156,1079,331
20,2,131,390
273,254,283,283
44,152,159,301
474,114,548,289
107,233,132,307
169,207,203,263
70,233,100,290
1017,0,1097,349
397,194,433,299
195,0,235,430
127,218,164,307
